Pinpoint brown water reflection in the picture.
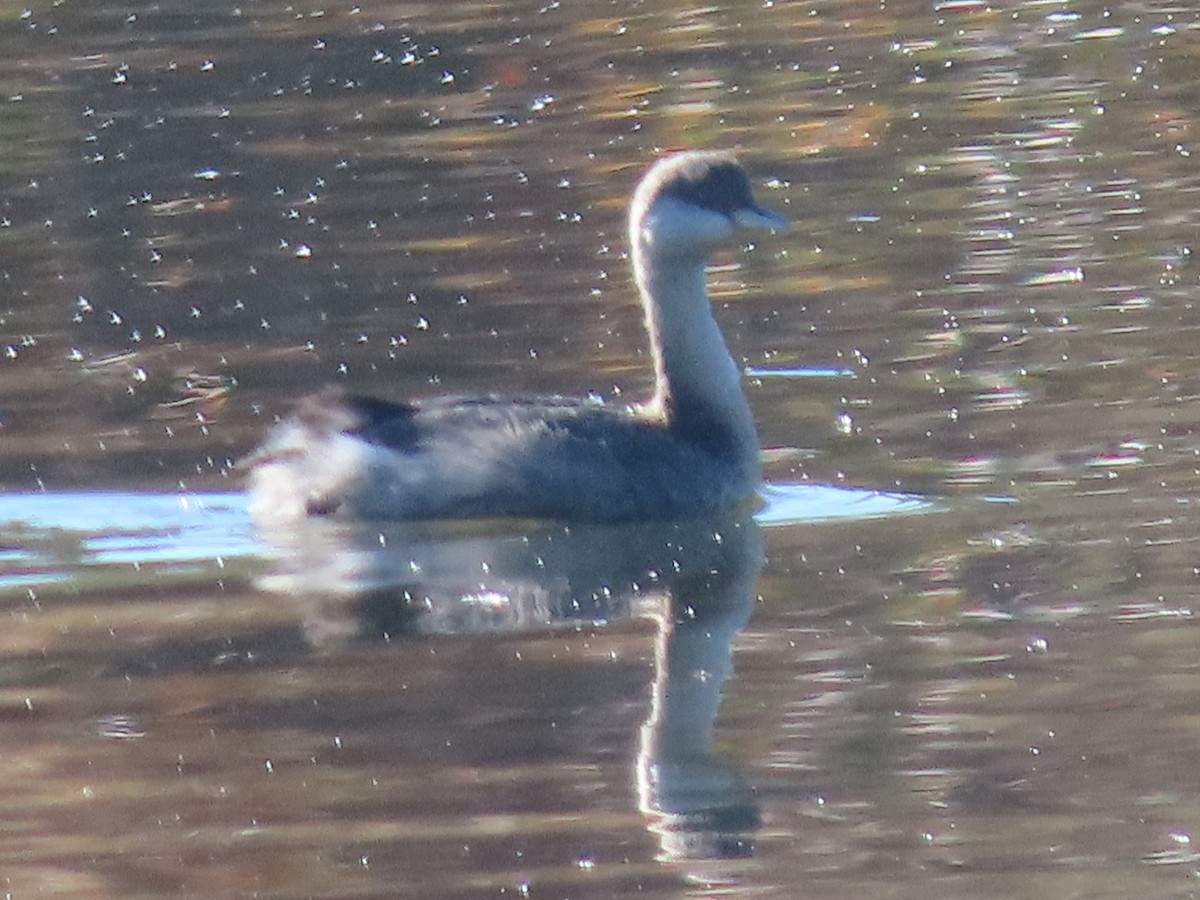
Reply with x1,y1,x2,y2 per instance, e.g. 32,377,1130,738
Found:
4,0,1200,896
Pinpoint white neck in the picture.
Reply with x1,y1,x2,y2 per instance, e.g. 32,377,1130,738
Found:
632,239,759,465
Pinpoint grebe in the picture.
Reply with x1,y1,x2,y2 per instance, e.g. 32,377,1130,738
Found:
247,151,787,523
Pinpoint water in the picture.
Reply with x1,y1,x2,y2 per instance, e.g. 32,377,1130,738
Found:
4,0,1200,896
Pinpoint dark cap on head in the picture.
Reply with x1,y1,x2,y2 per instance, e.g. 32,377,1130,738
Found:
633,151,784,229
659,154,759,218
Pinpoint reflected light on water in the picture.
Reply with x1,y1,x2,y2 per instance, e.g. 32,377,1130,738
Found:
0,483,933,594
2,0,1200,895
0,492,257,586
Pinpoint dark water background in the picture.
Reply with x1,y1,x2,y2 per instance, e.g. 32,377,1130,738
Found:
4,0,1200,896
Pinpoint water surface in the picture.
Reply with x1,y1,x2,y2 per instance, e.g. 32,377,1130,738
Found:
4,0,1200,896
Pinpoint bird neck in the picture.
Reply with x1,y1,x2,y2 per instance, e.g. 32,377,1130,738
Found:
633,243,758,459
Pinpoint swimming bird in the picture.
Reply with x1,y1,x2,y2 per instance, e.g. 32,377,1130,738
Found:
247,151,787,524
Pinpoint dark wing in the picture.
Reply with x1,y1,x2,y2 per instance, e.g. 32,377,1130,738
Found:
341,394,422,450
340,391,621,453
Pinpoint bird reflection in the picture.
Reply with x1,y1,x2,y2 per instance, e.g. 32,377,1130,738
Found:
255,511,763,861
